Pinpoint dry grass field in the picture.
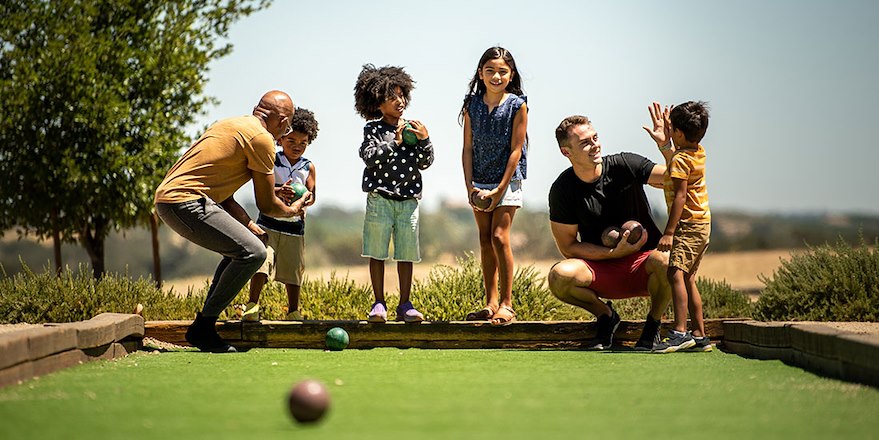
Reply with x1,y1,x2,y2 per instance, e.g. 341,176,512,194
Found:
163,249,799,295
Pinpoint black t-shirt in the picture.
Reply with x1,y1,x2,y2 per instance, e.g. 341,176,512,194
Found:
548,152,662,251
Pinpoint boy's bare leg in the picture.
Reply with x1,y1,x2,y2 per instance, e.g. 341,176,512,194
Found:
248,273,268,304
369,258,385,303
667,267,689,333
397,261,413,304
285,283,301,313
685,273,705,337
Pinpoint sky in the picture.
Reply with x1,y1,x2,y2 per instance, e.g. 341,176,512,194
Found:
193,0,879,214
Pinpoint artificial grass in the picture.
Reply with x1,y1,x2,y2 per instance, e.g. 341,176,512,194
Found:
0,348,877,439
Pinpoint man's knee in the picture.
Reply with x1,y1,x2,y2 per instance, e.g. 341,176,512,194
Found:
547,259,592,298
646,250,669,274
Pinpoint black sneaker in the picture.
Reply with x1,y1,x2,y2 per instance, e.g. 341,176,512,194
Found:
585,301,620,350
684,335,713,352
633,315,661,351
185,313,237,353
652,330,696,354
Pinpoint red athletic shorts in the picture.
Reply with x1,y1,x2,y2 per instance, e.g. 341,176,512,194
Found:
583,251,652,299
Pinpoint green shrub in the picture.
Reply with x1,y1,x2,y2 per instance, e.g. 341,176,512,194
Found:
2,254,752,323
0,263,204,323
223,272,374,320
754,238,879,321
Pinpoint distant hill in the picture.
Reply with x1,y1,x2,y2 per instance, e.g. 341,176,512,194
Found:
3,206,877,280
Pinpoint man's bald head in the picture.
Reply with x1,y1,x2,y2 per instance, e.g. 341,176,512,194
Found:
253,90,295,139
254,90,294,118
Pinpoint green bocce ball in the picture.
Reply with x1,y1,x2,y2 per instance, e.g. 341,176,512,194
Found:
402,123,418,146
290,183,308,200
325,327,349,351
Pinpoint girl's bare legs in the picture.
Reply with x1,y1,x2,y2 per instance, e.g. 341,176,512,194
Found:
473,210,499,312
490,207,517,310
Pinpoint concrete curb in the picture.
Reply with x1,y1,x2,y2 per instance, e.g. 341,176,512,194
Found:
0,313,144,388
722,320,879,387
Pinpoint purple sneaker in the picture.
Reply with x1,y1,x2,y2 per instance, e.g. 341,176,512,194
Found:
396,301,424,323
367,301,387,323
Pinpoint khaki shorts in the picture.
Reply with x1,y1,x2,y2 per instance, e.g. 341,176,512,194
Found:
256,229,305,285
669,222,710,274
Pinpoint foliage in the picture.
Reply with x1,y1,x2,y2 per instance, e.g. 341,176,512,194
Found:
0,0,270,276
2,254,750,323
754,237,879,321
0,263,203,323
224,253,750,322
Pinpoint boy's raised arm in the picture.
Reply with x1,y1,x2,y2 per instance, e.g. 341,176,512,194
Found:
643,101,674,162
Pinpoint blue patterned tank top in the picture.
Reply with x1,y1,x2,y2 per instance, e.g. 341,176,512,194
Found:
467,92,528,184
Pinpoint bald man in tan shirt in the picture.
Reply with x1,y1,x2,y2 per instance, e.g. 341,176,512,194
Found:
155,90,311,353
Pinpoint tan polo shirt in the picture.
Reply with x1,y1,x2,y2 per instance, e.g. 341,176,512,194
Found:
155,115,275,204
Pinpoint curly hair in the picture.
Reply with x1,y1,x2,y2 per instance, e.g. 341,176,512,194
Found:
353,64,415,120
288,107,319,143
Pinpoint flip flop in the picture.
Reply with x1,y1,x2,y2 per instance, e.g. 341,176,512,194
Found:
465,306,496,321
490,306,516,326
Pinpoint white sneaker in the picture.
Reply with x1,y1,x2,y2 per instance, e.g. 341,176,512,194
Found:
242,302,260,322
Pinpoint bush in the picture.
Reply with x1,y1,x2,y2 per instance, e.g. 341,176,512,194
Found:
754,237,879,321
0,263,204,323
2,255,752,323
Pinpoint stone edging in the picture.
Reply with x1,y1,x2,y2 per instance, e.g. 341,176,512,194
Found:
0,313,144,388
722,320,879,387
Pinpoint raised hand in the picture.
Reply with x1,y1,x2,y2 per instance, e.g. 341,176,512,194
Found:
642,101,671,147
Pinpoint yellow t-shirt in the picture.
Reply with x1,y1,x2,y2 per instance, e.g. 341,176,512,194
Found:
155,115,275,204
663,144,711,223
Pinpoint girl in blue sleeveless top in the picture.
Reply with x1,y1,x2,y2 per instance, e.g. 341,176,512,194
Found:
460,46,528,325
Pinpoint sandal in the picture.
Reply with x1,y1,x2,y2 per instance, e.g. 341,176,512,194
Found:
490,306,516,326
465,306,496,321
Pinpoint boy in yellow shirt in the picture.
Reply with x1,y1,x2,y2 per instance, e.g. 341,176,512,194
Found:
643,101,712,353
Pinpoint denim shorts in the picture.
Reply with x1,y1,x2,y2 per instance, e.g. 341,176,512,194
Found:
362,192,420,262
472,180,523,208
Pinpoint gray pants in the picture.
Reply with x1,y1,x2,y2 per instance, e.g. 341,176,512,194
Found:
156,198,266,317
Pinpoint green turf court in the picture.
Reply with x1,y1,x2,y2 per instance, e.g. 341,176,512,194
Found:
1,348,877,439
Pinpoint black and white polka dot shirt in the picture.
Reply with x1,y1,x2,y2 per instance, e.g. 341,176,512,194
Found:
359,120,434,200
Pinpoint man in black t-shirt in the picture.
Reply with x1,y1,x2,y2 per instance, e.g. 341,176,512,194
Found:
547,115,671,351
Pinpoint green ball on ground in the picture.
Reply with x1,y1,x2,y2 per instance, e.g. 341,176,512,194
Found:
325,327,349,351
287,379,330,424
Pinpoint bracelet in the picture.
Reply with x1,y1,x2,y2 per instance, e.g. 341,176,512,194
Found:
658,143,672,152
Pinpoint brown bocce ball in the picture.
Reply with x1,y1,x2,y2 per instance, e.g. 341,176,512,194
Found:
469,191,492,210
287,379,330,424
622,220,644,244
601,226,623,248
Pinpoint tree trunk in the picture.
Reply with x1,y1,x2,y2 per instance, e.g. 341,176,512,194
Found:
150,211,162,289
51,207,62,275
81,219,107,278
52,228,62,275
